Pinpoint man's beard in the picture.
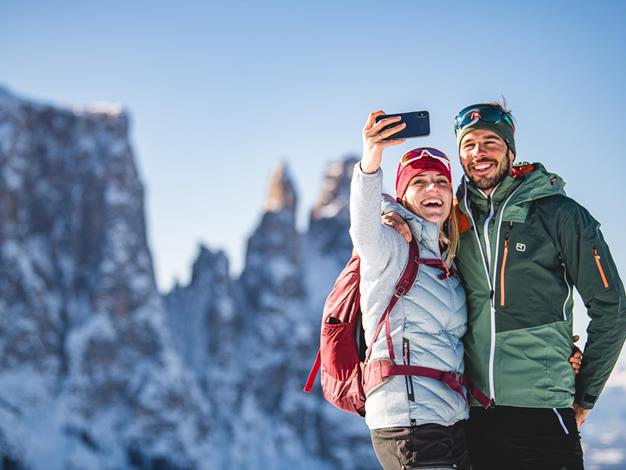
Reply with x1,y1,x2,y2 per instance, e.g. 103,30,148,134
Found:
465,157,511,191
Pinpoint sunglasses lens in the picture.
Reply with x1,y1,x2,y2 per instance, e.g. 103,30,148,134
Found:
401,148,450,170
454,105,514,133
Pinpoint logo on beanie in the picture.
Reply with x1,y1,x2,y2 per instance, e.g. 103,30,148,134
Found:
469,111,481,126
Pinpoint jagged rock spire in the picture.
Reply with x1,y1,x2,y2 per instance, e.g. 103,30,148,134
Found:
311,156,357,220
263,161,297,213
307,156,358,262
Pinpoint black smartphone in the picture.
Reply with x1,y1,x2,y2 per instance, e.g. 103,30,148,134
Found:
375,111,430,140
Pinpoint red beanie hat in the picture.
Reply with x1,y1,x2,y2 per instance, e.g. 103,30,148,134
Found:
395,147,452,200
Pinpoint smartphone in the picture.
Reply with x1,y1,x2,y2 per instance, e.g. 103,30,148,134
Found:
375,111,430,140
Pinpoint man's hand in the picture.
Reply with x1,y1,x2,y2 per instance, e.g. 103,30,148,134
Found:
382,212,412,243
569,335,583,374
573,403,591,428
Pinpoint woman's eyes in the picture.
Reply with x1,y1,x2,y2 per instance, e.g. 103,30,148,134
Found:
411,180,448,187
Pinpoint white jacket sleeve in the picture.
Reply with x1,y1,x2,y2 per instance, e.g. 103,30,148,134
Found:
349,164,401,276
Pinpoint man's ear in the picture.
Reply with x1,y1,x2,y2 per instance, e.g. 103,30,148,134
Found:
508,148,515,164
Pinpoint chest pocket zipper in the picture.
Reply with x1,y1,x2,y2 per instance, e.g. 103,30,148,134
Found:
592,246,609,289
499,223,512,307
499,238,509,306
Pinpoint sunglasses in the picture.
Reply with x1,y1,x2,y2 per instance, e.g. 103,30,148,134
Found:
454,104,515,135
400,147,451,172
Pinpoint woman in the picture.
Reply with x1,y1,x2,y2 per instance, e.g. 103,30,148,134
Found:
350,110,470,469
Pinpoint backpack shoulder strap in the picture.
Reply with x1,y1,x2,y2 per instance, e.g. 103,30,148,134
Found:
365,239,420,362
304,240,420,394
303,350,321,393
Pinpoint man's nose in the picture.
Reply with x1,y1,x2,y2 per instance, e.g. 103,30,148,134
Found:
470,143,483,157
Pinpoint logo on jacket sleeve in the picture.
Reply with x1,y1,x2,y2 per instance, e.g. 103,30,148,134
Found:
515,243,526,252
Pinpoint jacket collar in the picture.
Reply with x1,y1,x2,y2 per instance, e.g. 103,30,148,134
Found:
457,162,567,219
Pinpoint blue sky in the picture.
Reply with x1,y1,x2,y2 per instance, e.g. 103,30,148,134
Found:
2,0,625,332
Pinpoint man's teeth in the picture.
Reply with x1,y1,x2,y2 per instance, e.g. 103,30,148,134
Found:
422,199,443,207
474,162,492,170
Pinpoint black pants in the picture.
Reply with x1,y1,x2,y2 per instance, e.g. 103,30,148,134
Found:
466,406,584,470
370,421,470,469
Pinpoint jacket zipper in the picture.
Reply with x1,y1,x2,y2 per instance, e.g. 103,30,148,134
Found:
483,196,495,269
462,180,523,403
592,246,609,289
482,195,498,401
462,182,494,400
499,238,509,307
403,338,415,402
561,262,572,321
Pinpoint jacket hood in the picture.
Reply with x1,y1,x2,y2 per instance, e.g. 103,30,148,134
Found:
380,194,442,256
457,162,567,223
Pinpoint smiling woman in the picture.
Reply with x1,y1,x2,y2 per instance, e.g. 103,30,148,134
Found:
349,110,471,469
396,147,459,267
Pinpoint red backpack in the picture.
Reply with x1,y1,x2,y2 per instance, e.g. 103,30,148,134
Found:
303,240,490,416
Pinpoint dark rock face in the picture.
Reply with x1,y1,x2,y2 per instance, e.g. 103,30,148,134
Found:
0,87,211,469
241,162,303,310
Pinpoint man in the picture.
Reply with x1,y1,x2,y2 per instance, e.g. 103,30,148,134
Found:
383,102,626,469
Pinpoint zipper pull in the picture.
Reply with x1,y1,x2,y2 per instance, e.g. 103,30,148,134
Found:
500,238,510,307
592,246,609,288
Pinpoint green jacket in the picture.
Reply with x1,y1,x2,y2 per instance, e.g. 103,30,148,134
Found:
456,162,626,409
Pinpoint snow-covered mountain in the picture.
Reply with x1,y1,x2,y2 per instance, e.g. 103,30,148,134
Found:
1,86,625,469
0,87,212,469
164,159,377,469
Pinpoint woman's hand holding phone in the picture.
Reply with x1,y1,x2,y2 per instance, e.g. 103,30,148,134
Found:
361,110,406,174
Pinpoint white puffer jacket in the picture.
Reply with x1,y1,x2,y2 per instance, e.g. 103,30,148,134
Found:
349,165,469,430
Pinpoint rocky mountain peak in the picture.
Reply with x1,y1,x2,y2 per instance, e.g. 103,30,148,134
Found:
263,161,297,213
0,86,212,469
310,156,357,222
307,156,357,263
190,244,230,285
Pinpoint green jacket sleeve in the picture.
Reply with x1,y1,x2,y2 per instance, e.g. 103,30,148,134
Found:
556,200,626,409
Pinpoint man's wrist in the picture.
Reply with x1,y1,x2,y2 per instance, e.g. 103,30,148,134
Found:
574,400,594,410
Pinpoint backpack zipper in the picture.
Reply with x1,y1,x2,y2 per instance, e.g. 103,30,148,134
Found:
499,238,509,307
592,246,609,288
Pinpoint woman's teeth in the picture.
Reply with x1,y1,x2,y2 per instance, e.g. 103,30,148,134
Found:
422,199,443,207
